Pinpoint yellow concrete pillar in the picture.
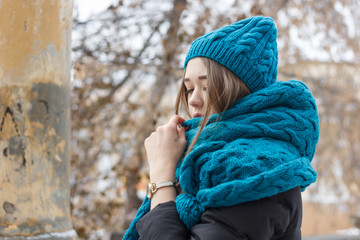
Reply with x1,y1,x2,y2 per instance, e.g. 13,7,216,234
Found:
0,0,77,239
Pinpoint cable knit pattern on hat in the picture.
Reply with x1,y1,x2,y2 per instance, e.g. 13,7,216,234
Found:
184,16,278,92
123,80,320,239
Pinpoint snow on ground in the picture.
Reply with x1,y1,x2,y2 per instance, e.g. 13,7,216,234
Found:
336,228,360,236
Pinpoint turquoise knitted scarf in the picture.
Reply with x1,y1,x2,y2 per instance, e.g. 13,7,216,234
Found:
123,80,319,239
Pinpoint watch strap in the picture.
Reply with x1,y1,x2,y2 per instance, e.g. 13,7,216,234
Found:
147,179,180,199
156,181,176,188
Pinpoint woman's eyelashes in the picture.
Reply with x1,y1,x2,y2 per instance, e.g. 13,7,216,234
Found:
185,88,194,95
185,87,207,95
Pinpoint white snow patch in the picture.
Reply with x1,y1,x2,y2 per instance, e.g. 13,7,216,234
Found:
112,69,128,85
75,0,118,21
3,230,78,239
303,176,352,205
137,188,146,200
277,10,290,28
289,24,330,62
334,1,356,38
287,7,303,19
78,128,90,140
336,227,360,236
97,154,112,172
143,0,173,13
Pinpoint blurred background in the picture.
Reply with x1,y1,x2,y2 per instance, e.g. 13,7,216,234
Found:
70,0,360,239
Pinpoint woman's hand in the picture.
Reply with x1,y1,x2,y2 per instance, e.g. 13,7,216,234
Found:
144,115,187,182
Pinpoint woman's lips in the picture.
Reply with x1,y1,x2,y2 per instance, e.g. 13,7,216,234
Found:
193,113,203,118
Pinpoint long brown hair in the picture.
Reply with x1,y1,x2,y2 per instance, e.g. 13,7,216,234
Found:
175,57,251,155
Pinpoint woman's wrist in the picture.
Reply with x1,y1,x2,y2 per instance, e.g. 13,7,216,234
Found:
149,171,175,183
150,186,176,210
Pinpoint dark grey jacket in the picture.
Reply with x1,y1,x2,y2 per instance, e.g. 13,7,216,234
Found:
136,187,302,240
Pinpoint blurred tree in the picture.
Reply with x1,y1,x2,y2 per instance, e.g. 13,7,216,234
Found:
71,0,189,237
278,61,360,204
70,0,360,238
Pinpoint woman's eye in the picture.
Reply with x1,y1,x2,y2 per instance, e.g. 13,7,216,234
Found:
202,87,207,91
185,89,194,95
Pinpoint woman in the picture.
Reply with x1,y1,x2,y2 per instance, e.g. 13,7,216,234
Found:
124,16,319,240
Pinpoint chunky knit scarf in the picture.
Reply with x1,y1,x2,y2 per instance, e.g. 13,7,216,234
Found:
124,80,319,239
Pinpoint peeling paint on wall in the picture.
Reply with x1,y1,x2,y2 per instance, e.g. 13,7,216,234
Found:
3,202,16,214
0,0,76,238
0,84,73,236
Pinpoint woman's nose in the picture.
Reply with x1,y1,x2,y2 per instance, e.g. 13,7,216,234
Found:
188,88,203,108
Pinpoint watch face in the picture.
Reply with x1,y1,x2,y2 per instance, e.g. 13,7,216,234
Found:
146,183,153,199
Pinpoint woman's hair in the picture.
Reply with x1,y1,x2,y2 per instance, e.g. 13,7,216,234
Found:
175,57,251,155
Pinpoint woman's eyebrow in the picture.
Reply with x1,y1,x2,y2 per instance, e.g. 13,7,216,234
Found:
184,75,207,82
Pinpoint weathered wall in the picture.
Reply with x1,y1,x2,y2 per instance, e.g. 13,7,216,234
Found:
0,0,76,238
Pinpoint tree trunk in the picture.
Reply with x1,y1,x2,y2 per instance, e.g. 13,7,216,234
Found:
0,0,77,239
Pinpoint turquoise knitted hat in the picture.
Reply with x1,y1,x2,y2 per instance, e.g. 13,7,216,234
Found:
184,16,278,92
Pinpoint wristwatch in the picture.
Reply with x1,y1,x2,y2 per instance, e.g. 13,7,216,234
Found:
146,179,179,199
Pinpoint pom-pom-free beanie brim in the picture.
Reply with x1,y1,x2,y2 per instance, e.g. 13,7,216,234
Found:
184,16,278,93
123,80,320,239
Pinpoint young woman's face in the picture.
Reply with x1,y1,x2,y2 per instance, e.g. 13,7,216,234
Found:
184,58,214,118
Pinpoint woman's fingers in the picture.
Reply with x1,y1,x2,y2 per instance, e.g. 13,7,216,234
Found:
145,116,186,146
178,126,187,142
166,115,186,139
144,116,188,183
168,115,186,128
